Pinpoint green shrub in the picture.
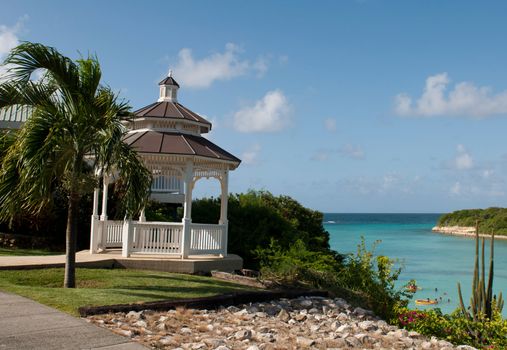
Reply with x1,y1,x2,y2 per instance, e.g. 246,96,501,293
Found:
394,307,507,349
255,239,341,289
191,190,336,268
256,236,411,320
338,238,412,319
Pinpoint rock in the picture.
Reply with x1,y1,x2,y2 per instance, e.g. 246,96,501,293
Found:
308,307,320,314
86,296,464,350
336,324,351,333
358,320,377,331
116,329,132,337
353,307,373,316
294,313,307,321
345,336,362,347
277,309,290,322
133,320,147,328
439,340,455,348
330,320,340,330
309,324,320,332
203,339,225,347
158,336,175,345
421,341,432,349
234,329,252,341
299,299,313,308
126,311,143,319
296,336,315,347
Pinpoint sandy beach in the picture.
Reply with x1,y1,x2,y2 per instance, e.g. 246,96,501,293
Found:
432,226,507,240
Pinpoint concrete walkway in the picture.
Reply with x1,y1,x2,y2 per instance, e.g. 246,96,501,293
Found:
0,291,148,350
0,250,242,274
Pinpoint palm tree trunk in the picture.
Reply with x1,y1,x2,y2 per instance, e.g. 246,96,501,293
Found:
64,192,80,288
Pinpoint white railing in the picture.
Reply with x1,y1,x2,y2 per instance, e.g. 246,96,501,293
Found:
103,220,123,248
189,223,226,255
131,222,183,255
151,175,182,193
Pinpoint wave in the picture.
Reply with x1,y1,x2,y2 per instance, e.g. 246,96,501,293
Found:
324,220,337,224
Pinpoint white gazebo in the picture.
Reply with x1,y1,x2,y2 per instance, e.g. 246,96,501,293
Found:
89,71,241,259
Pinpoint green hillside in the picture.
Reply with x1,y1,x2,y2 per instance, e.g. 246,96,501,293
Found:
437,207,507,235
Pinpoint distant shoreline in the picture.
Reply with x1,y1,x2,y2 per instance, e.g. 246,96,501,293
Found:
432,226,507,240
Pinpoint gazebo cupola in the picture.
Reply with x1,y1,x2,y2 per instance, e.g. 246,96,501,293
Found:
158,70,179,103
90,71,241,259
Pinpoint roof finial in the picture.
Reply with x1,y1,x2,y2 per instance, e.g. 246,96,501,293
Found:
168,69,173,77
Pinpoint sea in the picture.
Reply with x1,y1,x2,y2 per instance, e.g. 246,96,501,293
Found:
323,213,507,315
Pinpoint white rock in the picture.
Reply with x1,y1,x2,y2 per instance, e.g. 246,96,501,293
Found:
234,329,252,340
133,320,147,328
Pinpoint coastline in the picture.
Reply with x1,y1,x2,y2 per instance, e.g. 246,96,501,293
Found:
432,226,507,240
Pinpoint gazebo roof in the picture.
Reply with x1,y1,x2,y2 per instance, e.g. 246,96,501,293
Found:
124,131,241,164
158,75,180,87
133,101,212,128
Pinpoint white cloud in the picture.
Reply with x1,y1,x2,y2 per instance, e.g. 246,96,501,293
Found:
339,144,364,159
241,144,261,165
454,144,473,170
233,90,291,133
395,72,507,117
450,181,462,195
0,17,26,79
171,43,267,89
311,150,330,162
324,117,337,132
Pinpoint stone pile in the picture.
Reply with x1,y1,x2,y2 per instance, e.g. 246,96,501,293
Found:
86,296,477,349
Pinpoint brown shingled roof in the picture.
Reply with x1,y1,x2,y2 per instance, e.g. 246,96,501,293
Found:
159,76,180,87
124,131,241,163
133,102,212,127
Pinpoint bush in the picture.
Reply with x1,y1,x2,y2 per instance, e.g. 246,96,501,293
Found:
191,190,336,268
394,307,507,349
256,237,412,320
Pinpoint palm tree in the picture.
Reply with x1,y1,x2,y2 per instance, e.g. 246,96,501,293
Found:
0,42,151,288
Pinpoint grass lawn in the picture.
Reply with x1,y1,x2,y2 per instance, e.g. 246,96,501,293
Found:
0,247,63,256
0,268,255,316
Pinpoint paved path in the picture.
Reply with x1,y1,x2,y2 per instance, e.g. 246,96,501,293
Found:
0,251,116,269
0,291,148,350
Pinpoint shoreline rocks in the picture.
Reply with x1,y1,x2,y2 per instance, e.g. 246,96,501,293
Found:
86,296,476,349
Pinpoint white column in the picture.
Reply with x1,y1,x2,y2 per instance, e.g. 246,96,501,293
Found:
219,170,229,257
89,187,101,254
100,176,109,221
181,162,193,259
121,218,133,258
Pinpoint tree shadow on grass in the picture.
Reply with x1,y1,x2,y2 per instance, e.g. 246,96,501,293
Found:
110,284,247,301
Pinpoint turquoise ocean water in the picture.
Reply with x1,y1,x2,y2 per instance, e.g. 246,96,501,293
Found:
324,213,507,315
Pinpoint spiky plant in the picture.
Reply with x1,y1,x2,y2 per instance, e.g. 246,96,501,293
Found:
457,220,504,322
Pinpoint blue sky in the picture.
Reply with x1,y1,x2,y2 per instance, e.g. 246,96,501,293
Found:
2,1,507,213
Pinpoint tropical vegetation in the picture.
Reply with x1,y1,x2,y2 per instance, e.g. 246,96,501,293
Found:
438,207,507,235
0,43,152,287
